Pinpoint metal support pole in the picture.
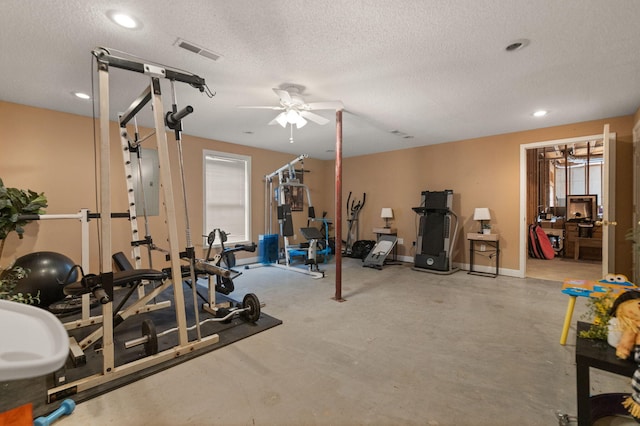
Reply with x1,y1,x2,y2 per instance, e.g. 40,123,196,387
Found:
169,80,201,341
97,60,115,372
334,110,344,302
150,78,189,345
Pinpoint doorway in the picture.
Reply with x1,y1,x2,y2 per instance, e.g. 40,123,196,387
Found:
519,131,616,281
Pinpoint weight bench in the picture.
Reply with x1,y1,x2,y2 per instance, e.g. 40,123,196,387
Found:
63,269,167,304
363,235,397,270
288,226,331,265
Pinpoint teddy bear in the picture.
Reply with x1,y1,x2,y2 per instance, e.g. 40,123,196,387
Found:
609,287,640,418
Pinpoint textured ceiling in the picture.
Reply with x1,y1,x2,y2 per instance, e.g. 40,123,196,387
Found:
1,1,639,160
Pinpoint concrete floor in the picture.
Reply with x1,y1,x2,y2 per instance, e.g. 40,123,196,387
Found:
57,258,633,426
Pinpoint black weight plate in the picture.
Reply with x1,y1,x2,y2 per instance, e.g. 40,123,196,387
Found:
242,293,260,323
222,252,236,269
215,276,234,295
207,230,216,246
142,319,158,356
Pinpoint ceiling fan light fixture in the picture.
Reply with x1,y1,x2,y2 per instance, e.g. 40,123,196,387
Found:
285,109,300,124
274,112,288,127
295,116,307,129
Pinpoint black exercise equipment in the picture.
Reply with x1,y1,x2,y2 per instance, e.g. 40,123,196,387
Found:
9,251,78,308
363,235,398,270
411,190,460,274
343,192,366,256
126,292,262,356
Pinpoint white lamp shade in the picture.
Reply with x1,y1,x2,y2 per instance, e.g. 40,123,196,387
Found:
274,112,288,127
380,208,394,219
473,208,491,221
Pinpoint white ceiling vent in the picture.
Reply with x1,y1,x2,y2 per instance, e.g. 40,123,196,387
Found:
174,38,222,62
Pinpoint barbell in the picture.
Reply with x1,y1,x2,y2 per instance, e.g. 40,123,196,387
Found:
125,293,262,356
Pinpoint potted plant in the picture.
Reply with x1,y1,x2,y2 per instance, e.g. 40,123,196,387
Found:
0,178,47,304
578,290,616,342
0,264,39,304
482,222,492,234
0,177,48,259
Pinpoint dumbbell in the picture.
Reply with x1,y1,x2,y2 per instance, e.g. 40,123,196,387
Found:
34,399,75,426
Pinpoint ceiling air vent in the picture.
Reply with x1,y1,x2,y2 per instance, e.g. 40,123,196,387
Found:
389,129,414,139
174,38,222,62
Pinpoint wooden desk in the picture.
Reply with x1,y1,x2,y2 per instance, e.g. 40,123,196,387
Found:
565,222,602,260
575,237,603,260
575,322,635,425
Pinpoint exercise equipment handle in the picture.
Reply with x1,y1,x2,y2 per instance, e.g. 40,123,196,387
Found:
92,287,110,304
166,105,193,126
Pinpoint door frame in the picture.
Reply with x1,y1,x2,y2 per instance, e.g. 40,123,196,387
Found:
518,131,616,278
633,120,640,285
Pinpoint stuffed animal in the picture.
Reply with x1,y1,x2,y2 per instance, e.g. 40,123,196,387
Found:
601,273,633,286
609,287,640,418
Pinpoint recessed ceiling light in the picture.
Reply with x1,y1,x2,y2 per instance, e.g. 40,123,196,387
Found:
73,92,91,100
505,39,530,52
533,110,548,117
106,10,141,29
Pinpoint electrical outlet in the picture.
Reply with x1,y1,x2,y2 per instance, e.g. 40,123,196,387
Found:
293,234,297,240
480,244,486,252
397,238,404,245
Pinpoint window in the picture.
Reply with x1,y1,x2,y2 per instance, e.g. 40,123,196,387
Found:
203,151,251,245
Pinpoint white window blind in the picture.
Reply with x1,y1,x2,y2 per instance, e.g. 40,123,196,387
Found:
203,151,251,245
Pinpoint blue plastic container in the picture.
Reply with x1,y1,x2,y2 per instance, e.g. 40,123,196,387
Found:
259,234,279,264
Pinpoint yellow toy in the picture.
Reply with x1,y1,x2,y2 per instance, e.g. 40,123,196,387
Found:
560,274,635,345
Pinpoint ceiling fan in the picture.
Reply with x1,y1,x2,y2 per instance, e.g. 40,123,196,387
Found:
239,86,344,129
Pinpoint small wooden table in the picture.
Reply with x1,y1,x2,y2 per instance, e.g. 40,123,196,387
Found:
575,322,635,425
467,233,499,277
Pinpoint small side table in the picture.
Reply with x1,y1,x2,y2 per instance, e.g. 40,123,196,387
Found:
575,322,635,425
372,227,397,262
467,232,499,277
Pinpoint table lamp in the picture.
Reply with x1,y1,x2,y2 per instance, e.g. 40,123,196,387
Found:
473,207,491,233
381,208,394,228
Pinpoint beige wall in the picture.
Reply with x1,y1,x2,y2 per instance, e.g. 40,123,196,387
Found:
0,100,635,278
0,101,330,270
334,116,635,276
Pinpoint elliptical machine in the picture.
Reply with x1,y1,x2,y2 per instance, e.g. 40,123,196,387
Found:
343,192,366,256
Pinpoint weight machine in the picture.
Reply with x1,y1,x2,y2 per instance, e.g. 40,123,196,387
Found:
47,48,261,402
261,154,330,278
411,190,460,274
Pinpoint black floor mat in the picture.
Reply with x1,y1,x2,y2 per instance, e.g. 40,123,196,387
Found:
0,282,282,418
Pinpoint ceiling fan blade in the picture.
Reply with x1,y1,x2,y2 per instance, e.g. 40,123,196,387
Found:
237,105,284,110
300,110,330,125
304,101,344,111
273,88,292,104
